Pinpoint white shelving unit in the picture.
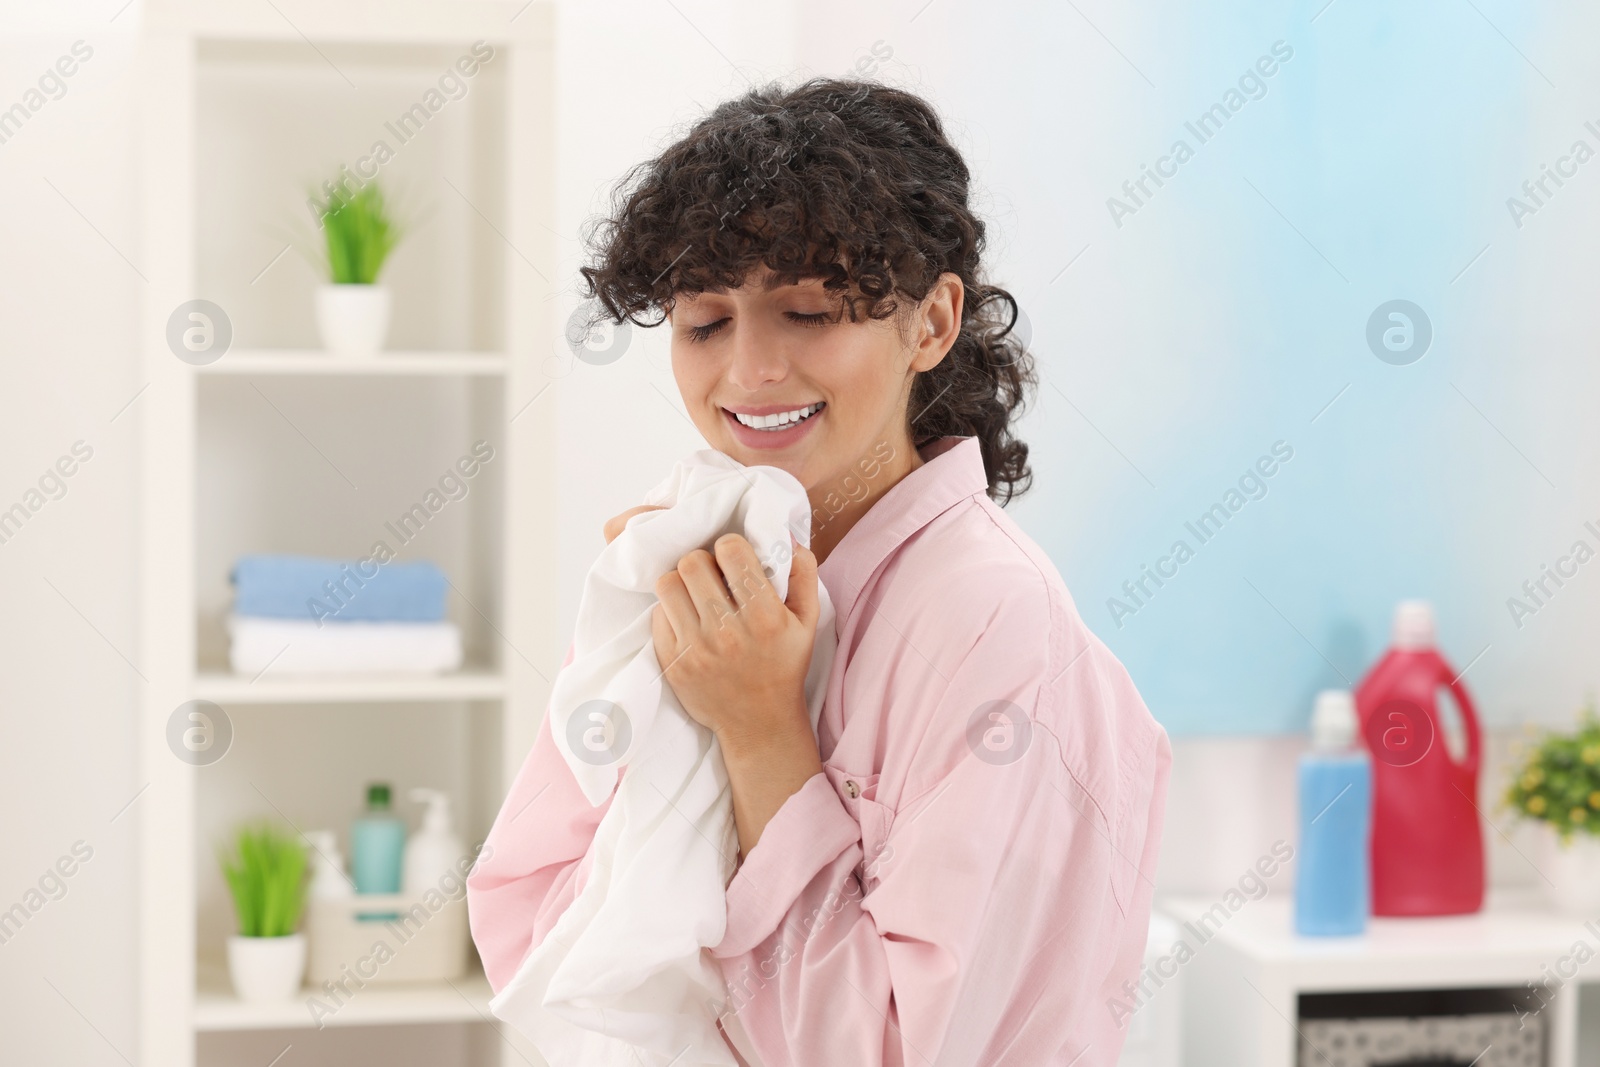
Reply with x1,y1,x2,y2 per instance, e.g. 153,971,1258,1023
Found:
137,3,556,1065
1160,890,1589,1067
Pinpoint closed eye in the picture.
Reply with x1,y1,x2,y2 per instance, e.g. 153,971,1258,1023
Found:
686,318,729,343
684,310,832,344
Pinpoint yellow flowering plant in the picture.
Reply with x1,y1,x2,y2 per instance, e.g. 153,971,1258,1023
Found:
1504,700,1600,843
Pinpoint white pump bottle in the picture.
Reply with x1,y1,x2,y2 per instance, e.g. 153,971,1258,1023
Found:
402,788,465,895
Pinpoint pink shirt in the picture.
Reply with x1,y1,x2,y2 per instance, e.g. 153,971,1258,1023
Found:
467,435,1171,1066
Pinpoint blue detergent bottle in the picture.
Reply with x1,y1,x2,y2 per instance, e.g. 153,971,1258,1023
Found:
1294,690,1372,936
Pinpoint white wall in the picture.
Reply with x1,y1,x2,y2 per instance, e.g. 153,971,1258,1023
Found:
0,7,144,1063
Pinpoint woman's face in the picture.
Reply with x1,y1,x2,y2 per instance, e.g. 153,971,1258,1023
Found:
668,268,958,494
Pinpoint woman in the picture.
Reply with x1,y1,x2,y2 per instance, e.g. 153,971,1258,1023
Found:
467,77,1171,1066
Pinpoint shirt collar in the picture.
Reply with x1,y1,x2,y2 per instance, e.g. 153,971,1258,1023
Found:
815,435,989,627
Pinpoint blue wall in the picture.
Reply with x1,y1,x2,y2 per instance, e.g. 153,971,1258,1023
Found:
946,1,1596,734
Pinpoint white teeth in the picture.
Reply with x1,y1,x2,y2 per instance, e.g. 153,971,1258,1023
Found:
732,402,823,430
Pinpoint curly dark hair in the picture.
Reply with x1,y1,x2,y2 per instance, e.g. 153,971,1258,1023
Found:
577,77,1036,504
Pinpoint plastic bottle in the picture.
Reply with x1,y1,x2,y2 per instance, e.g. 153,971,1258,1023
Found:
1354,601,1484,916
403,788,465,894
350,782,406,894
1294,690,1371,936
303,829,353,898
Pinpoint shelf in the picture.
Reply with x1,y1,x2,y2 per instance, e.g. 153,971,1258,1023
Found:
194,965,495,1031
193,670,506,705
196,351,509,376
1159,889,1583,979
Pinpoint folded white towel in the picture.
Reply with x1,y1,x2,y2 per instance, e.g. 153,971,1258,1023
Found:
225,615,464,676
488,450,836,1067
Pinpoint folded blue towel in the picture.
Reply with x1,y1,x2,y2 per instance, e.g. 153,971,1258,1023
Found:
230,554,449,624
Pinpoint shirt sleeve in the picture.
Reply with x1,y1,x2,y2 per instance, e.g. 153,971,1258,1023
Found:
466,641,619,993
708,606,1160,1066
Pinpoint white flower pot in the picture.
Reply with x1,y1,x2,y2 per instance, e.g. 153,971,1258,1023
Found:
227,933,306,1003
1536,824,1600,916
315,284,391,357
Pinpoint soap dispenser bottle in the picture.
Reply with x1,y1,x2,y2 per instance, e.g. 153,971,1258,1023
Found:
351,782,406,894
1294,690,1372,936
403,788,465,894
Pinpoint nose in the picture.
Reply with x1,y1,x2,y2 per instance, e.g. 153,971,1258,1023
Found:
724,318,790,393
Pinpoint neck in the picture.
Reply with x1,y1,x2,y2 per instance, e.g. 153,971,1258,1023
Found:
806,433,924,566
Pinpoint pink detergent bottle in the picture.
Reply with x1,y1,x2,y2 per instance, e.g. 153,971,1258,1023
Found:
1353,601,1484,916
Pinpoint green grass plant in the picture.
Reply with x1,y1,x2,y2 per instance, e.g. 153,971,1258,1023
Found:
318,180,400,285
219,823,307,938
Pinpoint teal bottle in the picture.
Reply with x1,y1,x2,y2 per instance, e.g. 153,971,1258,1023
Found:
1295,691,1372,936
351,782,405,919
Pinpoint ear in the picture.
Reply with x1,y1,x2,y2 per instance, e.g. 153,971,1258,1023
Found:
910,272,964,373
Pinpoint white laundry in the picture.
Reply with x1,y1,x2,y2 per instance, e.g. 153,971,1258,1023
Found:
487,450,836,1067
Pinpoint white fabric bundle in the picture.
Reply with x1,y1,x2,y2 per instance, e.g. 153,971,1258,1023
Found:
488,450,836,1066
225,615,463,675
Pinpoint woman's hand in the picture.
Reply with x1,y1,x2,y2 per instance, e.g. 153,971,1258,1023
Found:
649,532,821,754
602,504,824,854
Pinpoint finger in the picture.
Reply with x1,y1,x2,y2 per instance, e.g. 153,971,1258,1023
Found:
713,533,775,611
654,570,700,642
649,602,680,672
677,549,737,629
603,504,666,545
785,538,820,630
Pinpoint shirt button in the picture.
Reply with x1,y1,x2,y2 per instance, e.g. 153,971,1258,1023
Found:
844,779,860,798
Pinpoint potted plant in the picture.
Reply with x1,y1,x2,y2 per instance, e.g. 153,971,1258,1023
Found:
220,823,309,1002
312,178,401,357
1504,700,1600,915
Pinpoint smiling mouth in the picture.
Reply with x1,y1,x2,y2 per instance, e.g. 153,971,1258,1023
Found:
725,401,826,432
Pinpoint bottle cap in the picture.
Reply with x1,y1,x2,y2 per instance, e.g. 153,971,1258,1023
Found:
1392,600,1436,650
1311,689,1357,750
366,782,392,810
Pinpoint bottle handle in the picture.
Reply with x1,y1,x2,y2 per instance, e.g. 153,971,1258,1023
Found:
1441,661,1482,778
